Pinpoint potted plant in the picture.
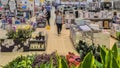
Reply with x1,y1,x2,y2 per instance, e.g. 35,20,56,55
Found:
6,26,32,51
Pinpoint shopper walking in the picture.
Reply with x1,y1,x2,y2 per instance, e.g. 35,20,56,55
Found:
55,11,63,35
45,2,51,26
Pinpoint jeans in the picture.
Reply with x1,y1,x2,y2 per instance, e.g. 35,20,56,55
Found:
56,23,62,34
47,11,51,25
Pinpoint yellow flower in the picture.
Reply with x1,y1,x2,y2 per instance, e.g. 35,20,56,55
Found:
24,25,31,30
32,34,36,38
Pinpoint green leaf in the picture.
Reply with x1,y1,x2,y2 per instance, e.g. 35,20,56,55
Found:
118,55,120,67
40,63,46,68
112,43,118,59
100,47,107,64
61,58,68,68
94,59,103,68
112,57,119,68
106,50,112,68
50,58,53,68
93,64,97,68
58,58,62,68
81,52,94,68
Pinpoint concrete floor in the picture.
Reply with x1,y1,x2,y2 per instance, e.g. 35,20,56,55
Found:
0,7,117,66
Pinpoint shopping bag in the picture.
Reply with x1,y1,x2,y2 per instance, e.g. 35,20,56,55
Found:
46,25,50,30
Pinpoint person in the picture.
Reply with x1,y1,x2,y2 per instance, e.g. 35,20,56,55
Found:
55,11,63,35
45,2,51,26
112,12,120,23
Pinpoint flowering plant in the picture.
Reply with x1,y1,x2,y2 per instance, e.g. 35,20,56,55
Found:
66,52,80,67
6,25,32,42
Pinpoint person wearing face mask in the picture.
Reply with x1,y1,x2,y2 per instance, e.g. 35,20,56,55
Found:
55,11,63,35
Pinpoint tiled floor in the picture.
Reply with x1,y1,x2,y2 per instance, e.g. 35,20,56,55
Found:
0,7,117,66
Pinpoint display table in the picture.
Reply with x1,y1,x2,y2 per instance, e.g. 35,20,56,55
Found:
84,18,112,29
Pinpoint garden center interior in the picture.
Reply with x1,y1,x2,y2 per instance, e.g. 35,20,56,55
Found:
0,0,120,68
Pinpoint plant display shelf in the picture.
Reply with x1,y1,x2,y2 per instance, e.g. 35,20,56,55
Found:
28,34,48,51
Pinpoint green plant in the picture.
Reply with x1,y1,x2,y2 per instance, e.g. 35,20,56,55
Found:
6,28,32,42
76,40,101,62
79,43,120,68
32,52,58,68
3,55,35,68
2,43,120,68
80,52,94,68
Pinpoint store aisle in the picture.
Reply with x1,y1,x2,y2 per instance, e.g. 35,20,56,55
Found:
0,7,78,66
46,7,78,55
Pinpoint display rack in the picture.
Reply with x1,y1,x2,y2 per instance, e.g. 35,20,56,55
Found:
88,2,100,12
65,11,75,29
113,1,120,10
28,32,48,51
101,2,112,10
